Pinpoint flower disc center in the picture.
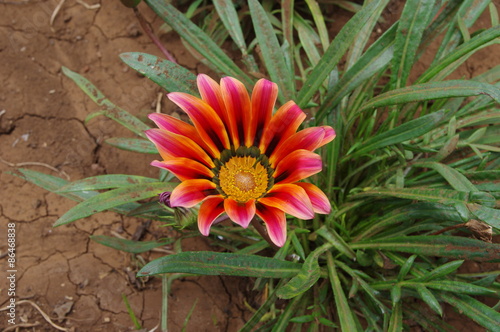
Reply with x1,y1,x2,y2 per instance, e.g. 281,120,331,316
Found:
234,171,256,191
218,156,269,202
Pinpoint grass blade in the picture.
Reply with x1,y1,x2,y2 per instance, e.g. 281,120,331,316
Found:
390,0,435,89
296,0,382,108
144,0,253,87
439,293,500,331
350,235,500,261
54,182,175,226
249,0,295,102
57,174,159,192
105,137,158,154
62,67,150,138
326,252,358,330
360,80,500,112
413,161,478,192
137,251,302,277
120,52,198,94
90,235,173,254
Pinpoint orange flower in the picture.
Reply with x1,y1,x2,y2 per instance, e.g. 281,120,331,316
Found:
146,75,335,247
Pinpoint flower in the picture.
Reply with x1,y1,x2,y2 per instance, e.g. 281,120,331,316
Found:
146,74,335,247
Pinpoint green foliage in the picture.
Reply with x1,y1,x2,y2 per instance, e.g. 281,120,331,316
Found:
14,0,500,331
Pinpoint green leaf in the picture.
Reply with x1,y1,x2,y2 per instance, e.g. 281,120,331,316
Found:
137,251,301,277
61,66,150,138
296,0,382,107
420,25,500,83
212,0,246,53
360,80,500,112
467,204,500,229
144,0,253,87
305,0,329,51
54,182,175,226
57,174,159,192
326,252,358,331
390,0,435,89
351,235,500,262
413,161,478,192
439,293,500,332
316,23,396,122
397,254,417,281
276,243,331,299
316,226,356,259
248,0,295,102
105,137,158,154
417,260,464,281
90,235,173,254
348,110,444,158
120,52,198,94
387,302,402,332
425,280,496,295
415,285,442,316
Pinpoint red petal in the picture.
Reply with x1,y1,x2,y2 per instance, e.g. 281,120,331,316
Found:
197,74,228,124
256,203,287,247
151,159,214,181
170,179,217,208
259,101,306,156
259,184,314,220
224,198,256,228
318,126,336,148
221,77,252,147
145,129,214,168
270,127,326,167
274,150,322,184
198,196,225,236
295,183,331,214
249,79,278,147
168,92,230,157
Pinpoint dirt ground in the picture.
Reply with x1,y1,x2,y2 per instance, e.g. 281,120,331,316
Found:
0,1,498,331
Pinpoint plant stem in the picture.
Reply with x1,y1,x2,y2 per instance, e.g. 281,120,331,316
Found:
133,7,177,63
251,218,280,251
161,274,168,332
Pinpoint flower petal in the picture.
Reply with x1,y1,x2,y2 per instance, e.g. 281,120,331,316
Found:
295,183,331,214
198,195,225,236
256,203,287,247
168,92,230,157
148,113,202,144
259,101,306,156
274,150,322,184
221,76,252,147
197,74,228,124
145,129,214,168
270,127,326,167
318,126,336,148
170,179,217,208
151,158,214,181
249,79,278,147
259,183,314,220
224,198,256,228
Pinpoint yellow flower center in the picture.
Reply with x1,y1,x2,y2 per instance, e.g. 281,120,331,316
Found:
218,156,269,202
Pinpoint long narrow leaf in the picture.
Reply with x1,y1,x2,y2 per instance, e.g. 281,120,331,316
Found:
413,161,478,192
347,110,444,158
90,235,173,254
249,0,295,102
350,235,500,261
144,0,253,87
61,67,150,138
54,182,175,226
120,52,197,94
105,137,158,154
296,0,382,107
57,174,159,192
137,251,302,278
359,80,500,112
390,0,435,89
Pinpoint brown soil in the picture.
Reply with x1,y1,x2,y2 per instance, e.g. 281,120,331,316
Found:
0,1,498,331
